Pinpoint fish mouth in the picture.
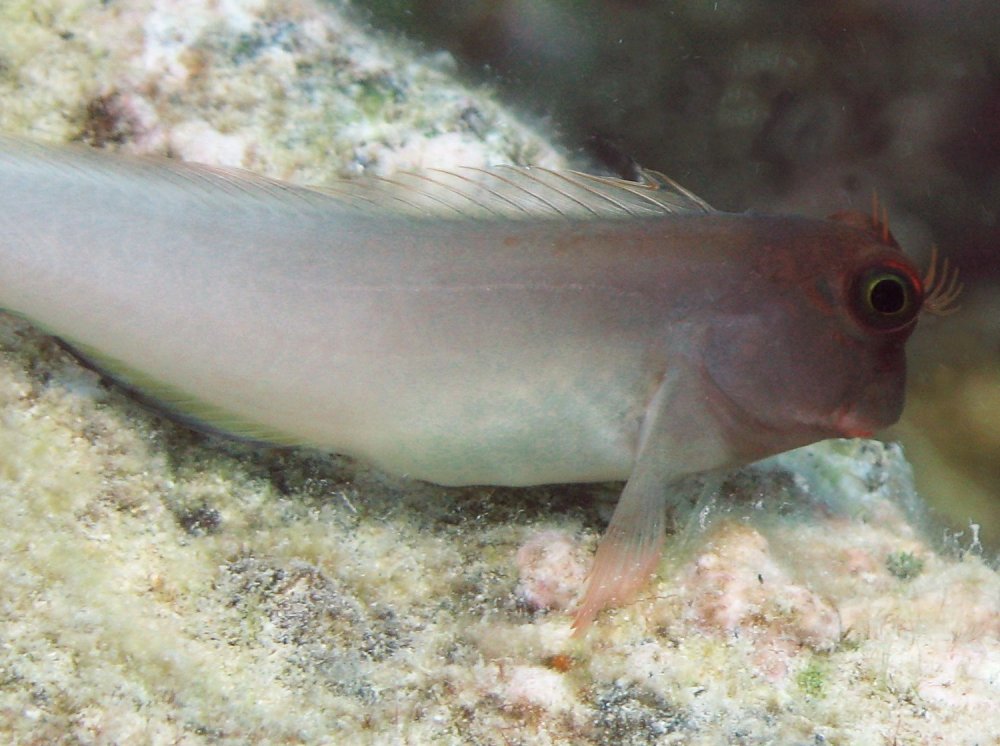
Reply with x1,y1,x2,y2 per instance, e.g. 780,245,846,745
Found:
831,407,876,439
828,373,905,439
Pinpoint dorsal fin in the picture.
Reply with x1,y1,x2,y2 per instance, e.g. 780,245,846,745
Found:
0,135,354,213
2,135,713,221
322,166,715,220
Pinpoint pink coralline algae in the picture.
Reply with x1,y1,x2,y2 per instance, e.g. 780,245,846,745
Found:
673,523,842,676
515,529,589,613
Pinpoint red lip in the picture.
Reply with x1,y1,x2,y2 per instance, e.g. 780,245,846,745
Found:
834,409,875,439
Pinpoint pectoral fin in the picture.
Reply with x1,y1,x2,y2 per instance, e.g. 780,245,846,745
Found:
570,456,669,634
571,366,731,635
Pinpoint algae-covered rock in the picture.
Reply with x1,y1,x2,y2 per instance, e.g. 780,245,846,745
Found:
0,2,997,744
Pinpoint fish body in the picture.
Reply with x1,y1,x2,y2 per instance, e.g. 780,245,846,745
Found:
0,138,929,630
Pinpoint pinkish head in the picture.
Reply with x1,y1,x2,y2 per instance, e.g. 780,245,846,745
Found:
701,212,927,463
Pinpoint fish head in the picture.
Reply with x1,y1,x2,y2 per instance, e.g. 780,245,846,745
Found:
700,214,928,461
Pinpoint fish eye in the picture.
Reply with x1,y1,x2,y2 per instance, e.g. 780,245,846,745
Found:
850,264,922,332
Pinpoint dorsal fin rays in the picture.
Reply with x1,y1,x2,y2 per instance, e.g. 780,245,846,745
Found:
641,169,715,212
0,136,711,221
323,164,716,221
395,171,509,218
429,168,535,216
366,174,479,217
496,167,605,217
577,170,695,214
556,173,640,216
466,167,576,217
0,135,341,211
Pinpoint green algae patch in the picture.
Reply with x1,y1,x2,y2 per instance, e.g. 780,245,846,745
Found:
796,659,827,699
885,550,925,581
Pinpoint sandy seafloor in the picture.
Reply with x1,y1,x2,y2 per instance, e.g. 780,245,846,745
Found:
0,1,998,744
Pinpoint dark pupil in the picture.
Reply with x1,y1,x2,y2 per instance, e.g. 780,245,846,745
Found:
869,277,906,314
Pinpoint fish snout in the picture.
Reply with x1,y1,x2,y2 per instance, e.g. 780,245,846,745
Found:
831,371,906,438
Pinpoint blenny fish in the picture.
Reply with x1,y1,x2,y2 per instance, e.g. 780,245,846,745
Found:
0,137,960,632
